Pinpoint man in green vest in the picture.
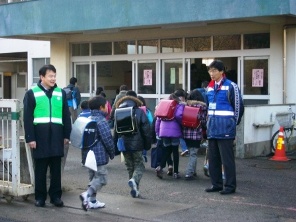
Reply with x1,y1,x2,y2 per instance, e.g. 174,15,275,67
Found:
23,64,72,208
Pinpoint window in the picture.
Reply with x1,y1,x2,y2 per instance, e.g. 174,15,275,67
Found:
161,38,183,53
72,43,89,56
243,57,269,95
244,33,270,49
32,58,50,84
185,36,211,52
92,42,112,55
213,35,241,50
114,41,136,54
137,62,157,94
138,40,158,54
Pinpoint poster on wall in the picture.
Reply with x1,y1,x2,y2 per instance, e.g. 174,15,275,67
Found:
179,68,183,84
252,69,264,87
170,68,176,84
143,69,152,86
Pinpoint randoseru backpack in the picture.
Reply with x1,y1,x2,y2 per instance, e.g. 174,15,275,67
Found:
63,86,74,100
115,107,138,134
70,117,99,149
182,106,202,128
155,99,177,120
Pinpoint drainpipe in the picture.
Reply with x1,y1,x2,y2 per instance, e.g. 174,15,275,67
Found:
283,24,296,104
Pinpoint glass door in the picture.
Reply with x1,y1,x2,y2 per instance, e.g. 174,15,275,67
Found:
74,63,93,98
161,60,184,94
135,60,158,112
0,73,3,99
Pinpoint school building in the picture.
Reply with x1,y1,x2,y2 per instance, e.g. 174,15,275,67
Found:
0,0,296,157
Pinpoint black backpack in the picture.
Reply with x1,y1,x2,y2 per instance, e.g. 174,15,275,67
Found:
115,107,138,134
63,86,73,100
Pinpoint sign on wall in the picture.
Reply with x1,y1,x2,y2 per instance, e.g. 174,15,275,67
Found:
252,69,264,87
143,69,152,86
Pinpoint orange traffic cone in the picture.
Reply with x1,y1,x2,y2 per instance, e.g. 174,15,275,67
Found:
270,126,290,161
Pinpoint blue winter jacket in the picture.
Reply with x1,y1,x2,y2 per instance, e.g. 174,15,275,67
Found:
206,77,244,139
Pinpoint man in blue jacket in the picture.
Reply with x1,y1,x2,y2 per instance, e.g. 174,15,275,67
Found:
205,60,244,195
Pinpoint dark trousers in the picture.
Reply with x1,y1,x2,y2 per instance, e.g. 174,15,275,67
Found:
160,145,179,173
34,156,62,201
208,139,236,191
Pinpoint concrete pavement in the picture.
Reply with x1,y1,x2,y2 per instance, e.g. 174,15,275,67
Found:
0,146,295,222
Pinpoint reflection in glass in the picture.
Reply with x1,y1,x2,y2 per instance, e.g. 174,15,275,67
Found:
76,64,90,93
244,33,270,49
164,62,183,94
138,40,158,54
92,42,112,55
114,41,136,54
185,37,211,52
213,35,241,50
72,43,89,56
32,58,50,84
138,63,156,94
244,58,268,95
161,38,183,53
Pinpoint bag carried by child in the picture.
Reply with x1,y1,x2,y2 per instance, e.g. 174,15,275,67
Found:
155,99,177,120
70,117,99,149
115,107,138,134
182,106,202,128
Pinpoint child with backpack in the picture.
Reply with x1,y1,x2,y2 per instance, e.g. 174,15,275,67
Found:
114,90,152,198
79,96,115,211
182,89,207,180
155,93,185,179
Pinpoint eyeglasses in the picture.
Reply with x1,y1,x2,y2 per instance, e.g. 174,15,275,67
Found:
208,68,219,74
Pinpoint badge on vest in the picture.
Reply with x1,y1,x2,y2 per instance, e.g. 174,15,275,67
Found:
209,103,216,109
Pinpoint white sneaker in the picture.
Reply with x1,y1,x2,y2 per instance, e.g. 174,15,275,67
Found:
128,178,139,198
88,200,105,209
79,192,89,211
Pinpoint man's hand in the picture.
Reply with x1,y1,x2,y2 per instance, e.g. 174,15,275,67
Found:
28,141,36,149
64,139,70,145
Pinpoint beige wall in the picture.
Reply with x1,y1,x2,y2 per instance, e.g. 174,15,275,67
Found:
50,38,69,88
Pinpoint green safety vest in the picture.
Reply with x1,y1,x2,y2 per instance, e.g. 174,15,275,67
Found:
32,86,63,125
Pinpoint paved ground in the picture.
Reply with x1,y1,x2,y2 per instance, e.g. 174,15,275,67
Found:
0,146,295,222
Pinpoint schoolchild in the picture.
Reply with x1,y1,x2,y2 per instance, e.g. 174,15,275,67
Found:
182,89,207,180
174,89,189,157
137,95,153,162
114,90,152,198
78,100,91,118
155,93,185,179
79,96,115,211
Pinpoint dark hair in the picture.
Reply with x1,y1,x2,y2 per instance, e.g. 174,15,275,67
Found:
137,96,146,106
100,92,106,98
39,64,56,77
80,100,89,110
188,89,205,102
70,77,77,85
201,81,209,88
95,87,104,96
88,96,106,110
120,85,128,91
208,60,224,72
174,89,186,98
126,90,137,98
169,93,180,102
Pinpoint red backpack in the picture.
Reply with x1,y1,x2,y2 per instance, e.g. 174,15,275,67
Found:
155,100,177,120
182,106,202,128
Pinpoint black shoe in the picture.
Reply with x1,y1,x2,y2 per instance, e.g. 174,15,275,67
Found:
50,198,64,207
35,200,45,207
205,186,223,192
219,189,236,195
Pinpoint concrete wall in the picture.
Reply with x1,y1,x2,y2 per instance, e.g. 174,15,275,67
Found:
0,0,295,37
